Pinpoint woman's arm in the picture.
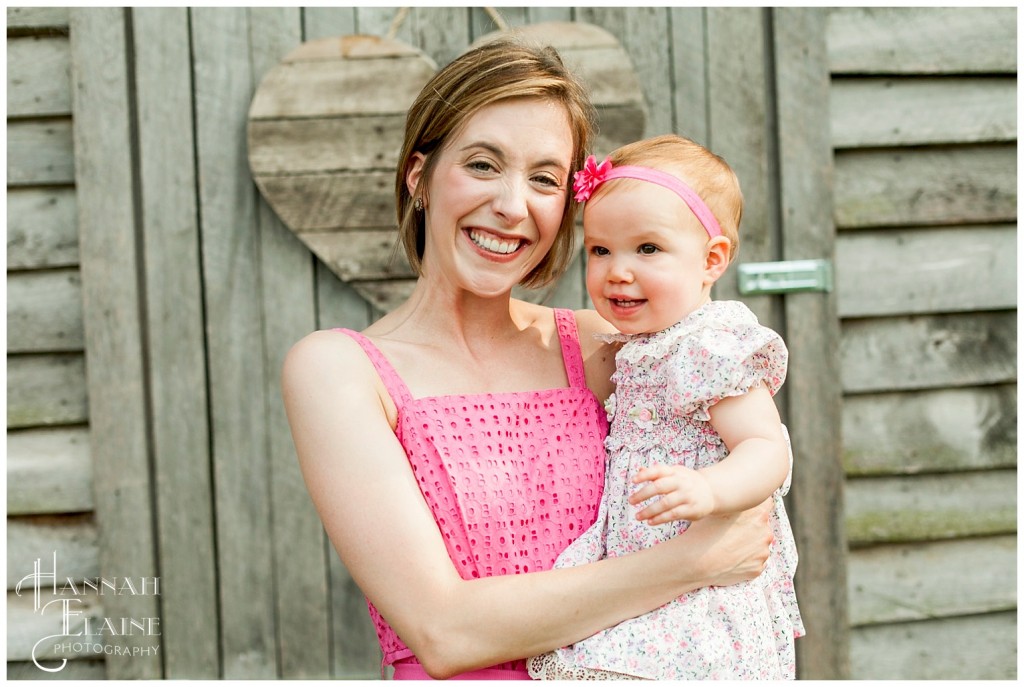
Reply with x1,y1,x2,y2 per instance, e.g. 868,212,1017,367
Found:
631,385,790,524
282,330,771,679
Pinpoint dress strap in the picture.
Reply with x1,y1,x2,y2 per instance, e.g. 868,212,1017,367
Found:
333,329,415,409
553,309,588,390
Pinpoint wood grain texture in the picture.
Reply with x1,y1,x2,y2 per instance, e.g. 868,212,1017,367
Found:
7,512,98,589
848,535,1016,625
7,36,72,117
7,119,75,185
840,311,1016,394
705,8,783,333
845,470,1016,544
827,7,1017,75
833,145,1016,229
849,611,1016,680
831,77,1017,148
6,7,70,30
131,6,219,678
68,7,160,677
6,188,79,269
250,6,333,678
7,428,93,515
191,6,278,678
836,225,1017,317
843,385,1017,475
7,354,87,428
7,269,84,353
773,8,849,678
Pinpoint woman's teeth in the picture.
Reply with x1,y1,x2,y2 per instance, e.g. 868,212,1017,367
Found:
469,229,521,255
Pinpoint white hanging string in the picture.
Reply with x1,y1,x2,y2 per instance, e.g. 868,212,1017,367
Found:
386,6,509,40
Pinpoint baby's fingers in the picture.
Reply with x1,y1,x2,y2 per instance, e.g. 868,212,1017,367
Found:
632,464,673,486
635,492,699,525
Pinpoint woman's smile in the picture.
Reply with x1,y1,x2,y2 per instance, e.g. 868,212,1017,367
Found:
465,227,528,258
407,97,573,296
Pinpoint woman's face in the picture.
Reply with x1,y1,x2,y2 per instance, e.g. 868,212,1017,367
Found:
407,98,573,298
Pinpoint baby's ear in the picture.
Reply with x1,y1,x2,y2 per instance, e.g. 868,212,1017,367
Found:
704,236,732,284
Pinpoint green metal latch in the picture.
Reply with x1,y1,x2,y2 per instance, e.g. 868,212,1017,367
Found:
737,259,833,295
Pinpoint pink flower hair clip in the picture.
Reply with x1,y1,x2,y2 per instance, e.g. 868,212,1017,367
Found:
572,155,613,202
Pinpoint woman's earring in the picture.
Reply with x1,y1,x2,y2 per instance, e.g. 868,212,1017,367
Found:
413,197,423,212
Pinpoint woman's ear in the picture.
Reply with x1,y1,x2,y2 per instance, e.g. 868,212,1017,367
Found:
703,236,732,285
406,152,427,203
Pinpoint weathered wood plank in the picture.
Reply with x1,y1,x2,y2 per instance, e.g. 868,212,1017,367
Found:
827,7,1017,75
7,119,75,185
301,7,356,40
403,6,467,68
191,7,278,678
250,6,333,679
836,225,1017,318
7,588,106,664
7,36,72,118
469,6,523,40
7,354,87,428
249,52,436,119
840,311,1016,394
843,385,1017,476
705,8,783,334
773,8,849,680
7,188,79,269
131,6,219,678
525,7,573,24
848,535,1016,626
7,427,93,515
831,77,1017,148
315,265,374,331
6,659,106,680
255,171,393,231
248,115,404,175
68,7,160,678
6,7,70,30
670,8,709,143
579,7,673,136
356,6,412,45
7,513,99,589
850,611,1016,680
845,470,1016,545
833,145,1017,229
301,230,413,281
7,269,83,353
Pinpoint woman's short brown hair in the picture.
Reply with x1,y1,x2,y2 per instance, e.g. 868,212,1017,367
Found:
395,37,597,288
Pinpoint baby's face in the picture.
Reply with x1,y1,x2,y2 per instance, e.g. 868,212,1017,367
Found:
583,181,713,335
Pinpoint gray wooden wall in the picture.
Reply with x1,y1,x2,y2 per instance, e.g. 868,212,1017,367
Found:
827,8,1017,679
5,6,1016,680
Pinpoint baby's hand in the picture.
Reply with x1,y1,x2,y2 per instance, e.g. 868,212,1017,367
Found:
629,464,715,525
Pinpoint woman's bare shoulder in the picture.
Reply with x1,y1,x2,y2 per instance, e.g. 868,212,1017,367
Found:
281,329,383,405
284,328,366,374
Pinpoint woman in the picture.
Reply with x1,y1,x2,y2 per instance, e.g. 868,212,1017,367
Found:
282,37,772,680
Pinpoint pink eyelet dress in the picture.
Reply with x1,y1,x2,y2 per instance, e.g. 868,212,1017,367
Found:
335,309,609,680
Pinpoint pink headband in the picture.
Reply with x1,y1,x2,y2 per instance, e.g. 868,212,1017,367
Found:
572,155,723,239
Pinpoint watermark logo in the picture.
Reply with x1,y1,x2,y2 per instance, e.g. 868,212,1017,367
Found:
15,552,162,673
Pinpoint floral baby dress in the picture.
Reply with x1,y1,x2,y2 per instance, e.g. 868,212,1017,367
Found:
528,300,805,680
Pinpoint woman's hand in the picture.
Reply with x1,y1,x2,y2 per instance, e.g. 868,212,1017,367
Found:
667,499,773,588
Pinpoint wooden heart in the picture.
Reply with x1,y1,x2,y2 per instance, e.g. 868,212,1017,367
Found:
248,23,645,313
